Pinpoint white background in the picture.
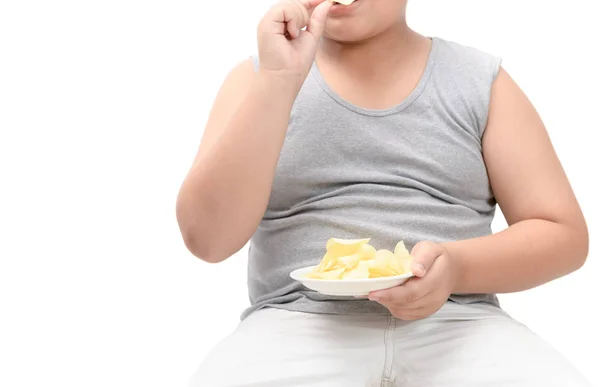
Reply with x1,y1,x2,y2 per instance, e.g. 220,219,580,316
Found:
1,1,599,386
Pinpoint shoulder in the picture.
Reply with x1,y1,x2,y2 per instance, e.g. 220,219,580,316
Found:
430,37,504,137
433,37,502,81
211,58,256,104
213,58,256,99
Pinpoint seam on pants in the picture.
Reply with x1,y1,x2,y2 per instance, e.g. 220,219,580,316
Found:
381,315,396,386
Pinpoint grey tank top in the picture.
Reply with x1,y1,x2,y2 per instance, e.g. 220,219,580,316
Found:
242,37,502,320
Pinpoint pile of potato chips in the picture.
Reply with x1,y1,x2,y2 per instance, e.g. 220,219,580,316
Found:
306,238,413,280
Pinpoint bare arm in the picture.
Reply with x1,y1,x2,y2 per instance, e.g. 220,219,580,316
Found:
176,60,300,263
445,68,588,294
176,0,332,263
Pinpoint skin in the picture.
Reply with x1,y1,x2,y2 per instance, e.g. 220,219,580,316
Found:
176,0,588,320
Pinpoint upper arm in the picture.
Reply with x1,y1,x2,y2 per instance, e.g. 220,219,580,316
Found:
482,68,586,232
191,58,256,166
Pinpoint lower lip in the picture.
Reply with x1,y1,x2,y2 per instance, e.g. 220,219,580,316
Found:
329,0,362,17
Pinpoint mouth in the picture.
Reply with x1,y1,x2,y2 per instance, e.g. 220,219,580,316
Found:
329,0,361,15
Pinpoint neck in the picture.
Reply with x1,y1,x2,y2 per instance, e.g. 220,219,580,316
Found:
317,23,428,76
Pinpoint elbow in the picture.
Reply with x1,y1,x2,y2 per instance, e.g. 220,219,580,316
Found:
567,220,589,272
176,196,228,264
176,187,250,264
574,229,589,271
180,228,229,264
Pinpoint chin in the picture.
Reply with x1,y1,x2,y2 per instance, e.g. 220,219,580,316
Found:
323,25,375,43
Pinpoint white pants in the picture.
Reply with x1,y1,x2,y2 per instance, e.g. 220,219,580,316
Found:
188,302,590,387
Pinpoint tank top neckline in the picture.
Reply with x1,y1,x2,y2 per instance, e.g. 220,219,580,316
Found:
310,36,441,117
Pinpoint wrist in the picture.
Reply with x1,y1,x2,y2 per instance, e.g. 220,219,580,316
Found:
442,242,467,294
255,69,305,95
244,71,302,115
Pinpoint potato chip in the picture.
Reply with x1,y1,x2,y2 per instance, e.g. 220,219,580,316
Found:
394,241,414,274
306,238,413,280
374,249,395,269
343,260,370,279
339,254,360,269
369,267,399,278
358,243,376,260
394,241,410,258
314,252,334,272
388,254,402,274
306,267,345,280
324,258,341,271
336,244,377,268
326,238,370,257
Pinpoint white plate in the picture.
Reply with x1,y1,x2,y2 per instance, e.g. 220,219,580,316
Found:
290,265,414,297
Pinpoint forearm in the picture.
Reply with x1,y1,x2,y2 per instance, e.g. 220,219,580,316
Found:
177,74,299,261
444,219,588,294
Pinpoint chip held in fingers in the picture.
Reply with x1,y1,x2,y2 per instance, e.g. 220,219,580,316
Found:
306,238,414,280
330,0,356,5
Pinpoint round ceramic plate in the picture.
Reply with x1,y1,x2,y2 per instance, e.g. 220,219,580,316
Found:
290,265,414,297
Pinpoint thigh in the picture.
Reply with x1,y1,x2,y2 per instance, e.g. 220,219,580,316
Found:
391,302,591,387
188,308,390,387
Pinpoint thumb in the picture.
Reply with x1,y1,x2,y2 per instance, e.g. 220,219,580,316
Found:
410,241,443,277
305,0,331,40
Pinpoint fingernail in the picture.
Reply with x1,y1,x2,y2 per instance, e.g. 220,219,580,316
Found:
415,264,426,275
368,294,380,302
